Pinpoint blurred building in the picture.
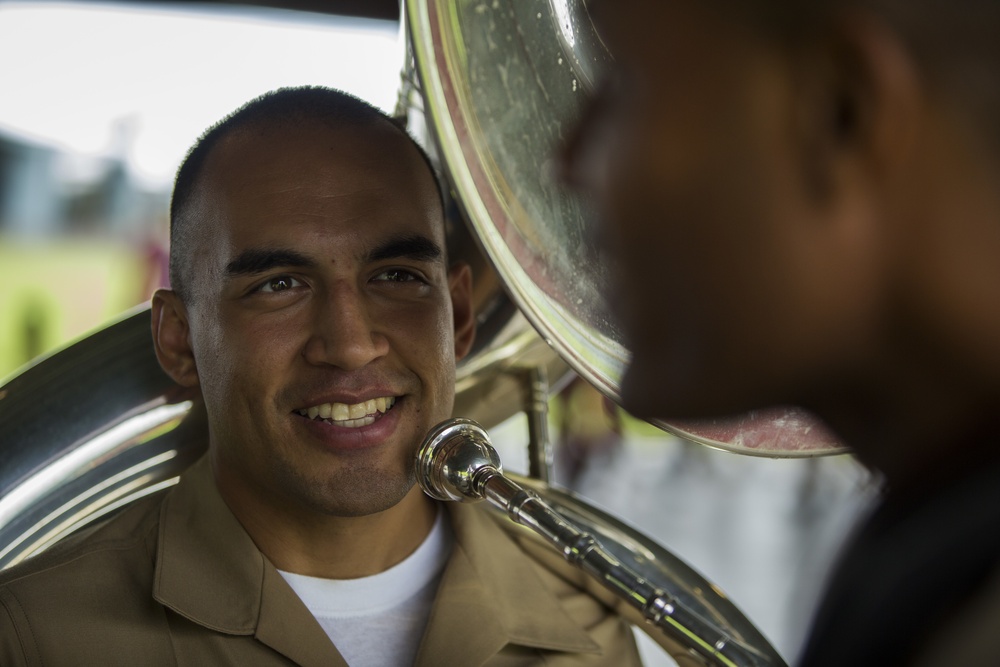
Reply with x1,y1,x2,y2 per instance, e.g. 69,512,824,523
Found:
0,128,169,380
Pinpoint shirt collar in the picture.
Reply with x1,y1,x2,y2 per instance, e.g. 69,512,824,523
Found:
153,455,346,667
417,501,601,664
154,456,600,665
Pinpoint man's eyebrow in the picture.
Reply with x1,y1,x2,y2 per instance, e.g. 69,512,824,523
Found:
225,248,317,277
367,234,444,263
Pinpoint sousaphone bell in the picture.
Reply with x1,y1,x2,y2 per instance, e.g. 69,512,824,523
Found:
0,1,847,665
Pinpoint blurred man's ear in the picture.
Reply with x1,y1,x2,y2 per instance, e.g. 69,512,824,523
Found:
150,289,200,387
799,9,920,195
848,11,921,177
449,262,476,362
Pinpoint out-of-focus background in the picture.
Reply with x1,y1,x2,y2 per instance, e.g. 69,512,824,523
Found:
0,0,402,381
491,386,876,666
0,2,877,664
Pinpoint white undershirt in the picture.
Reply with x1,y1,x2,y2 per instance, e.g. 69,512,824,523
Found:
278,509,452,667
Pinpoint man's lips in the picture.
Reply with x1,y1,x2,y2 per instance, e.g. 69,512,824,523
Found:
294,396,397,429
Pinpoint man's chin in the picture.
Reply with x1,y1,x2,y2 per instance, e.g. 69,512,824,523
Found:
619,363,683,421
619,361,740,423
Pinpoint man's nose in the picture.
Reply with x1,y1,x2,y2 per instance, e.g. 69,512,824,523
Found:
555,91,603,191
555,112,588,190
301,283,389,371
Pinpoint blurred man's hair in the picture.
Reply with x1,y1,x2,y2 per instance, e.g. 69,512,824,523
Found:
743,1,1000,150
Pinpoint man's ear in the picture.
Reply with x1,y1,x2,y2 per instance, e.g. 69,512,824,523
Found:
150,289,200,387
792,9,920,199
448,262,476,362
837,10,921,176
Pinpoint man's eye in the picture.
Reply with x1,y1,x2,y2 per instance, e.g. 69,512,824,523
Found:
257,276,302,293
374,269,419,283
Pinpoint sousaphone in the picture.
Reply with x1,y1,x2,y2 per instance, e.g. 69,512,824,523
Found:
0,1,844,665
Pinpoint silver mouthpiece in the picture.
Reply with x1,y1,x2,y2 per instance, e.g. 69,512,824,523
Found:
414,417,784,667
415,418,503,503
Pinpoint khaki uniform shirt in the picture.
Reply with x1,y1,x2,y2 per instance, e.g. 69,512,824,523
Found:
0,457,641,666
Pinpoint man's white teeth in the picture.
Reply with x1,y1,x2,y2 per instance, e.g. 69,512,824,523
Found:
300,396,395,426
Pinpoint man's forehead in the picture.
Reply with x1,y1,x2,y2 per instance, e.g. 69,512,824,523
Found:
180,114,445,264
220,115,409,156
208,120,341,170
191,142,445,235
202,118,436,196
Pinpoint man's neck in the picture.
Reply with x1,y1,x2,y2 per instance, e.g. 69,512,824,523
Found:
217,480,439,580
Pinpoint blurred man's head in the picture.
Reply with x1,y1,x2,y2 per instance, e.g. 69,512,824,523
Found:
562,1,1000,482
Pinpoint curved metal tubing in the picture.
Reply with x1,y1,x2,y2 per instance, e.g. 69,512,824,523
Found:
417,418,788,667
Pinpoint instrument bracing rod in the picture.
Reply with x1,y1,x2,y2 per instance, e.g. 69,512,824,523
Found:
416,418,777,667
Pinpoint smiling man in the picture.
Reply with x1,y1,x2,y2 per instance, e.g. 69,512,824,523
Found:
560,1,1000,666
0,87,641,666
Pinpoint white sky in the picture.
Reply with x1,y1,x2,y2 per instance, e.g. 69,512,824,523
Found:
0,1,403,189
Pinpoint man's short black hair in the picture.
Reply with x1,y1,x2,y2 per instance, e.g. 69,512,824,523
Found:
168,86,444,301
730,0,1000,153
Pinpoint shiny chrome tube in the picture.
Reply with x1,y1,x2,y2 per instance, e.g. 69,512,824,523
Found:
416,418,787,667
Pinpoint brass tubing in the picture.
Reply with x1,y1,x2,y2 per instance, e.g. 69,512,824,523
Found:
416,418,783,667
